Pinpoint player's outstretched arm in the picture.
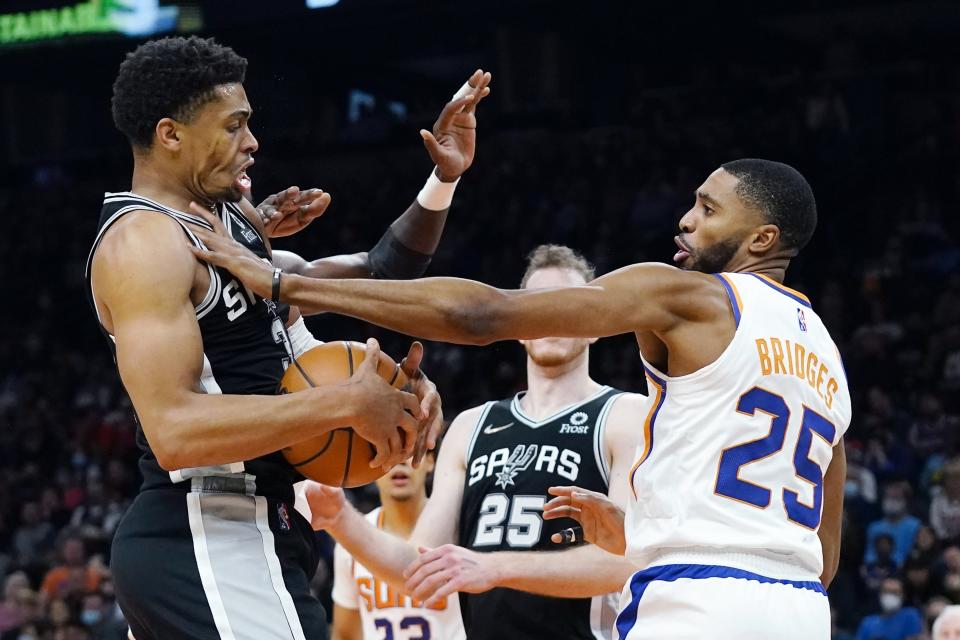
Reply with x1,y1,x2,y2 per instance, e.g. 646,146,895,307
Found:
189,222,726,345
405,394,645,604
818,439,846,589
305,406,478,590
92,214,420,471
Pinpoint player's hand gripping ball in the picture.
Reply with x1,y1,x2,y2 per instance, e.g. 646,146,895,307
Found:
279,341,409,487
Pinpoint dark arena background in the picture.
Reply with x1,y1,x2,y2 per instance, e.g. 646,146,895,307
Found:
2,1,960,638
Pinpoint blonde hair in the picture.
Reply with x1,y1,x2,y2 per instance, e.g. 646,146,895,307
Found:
520,244,595,288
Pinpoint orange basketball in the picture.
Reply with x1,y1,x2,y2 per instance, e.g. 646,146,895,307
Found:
278,341,409,487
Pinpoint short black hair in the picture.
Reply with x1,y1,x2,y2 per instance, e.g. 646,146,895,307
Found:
721,158,817,252
112,36,247,149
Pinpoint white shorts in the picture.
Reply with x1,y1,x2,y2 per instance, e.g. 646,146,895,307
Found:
615,564,829,640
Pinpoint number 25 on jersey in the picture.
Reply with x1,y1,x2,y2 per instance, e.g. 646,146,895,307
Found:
714,386,836,529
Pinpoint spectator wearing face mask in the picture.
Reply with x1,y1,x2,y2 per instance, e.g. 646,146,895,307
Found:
865,482,922,567
931,459,960,543
80,591,126,640
855,577,923,640
933,605,960,640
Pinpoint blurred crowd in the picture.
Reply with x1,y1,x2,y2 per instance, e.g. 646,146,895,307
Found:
2,23,960,640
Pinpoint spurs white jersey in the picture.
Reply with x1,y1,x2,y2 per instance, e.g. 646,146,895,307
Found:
624,272,851,578
332,508,465,640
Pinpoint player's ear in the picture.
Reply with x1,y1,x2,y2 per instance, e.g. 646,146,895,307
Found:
748,224,780,255
155,117,182,152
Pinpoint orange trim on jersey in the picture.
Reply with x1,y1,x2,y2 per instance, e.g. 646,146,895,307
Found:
376,510,385,529
753,273,810,305
628,371,665,499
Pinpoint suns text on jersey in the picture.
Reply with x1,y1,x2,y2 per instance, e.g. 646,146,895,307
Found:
357,576,450,612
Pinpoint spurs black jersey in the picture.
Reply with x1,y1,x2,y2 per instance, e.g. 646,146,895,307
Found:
85,192,296,498
457,386,623,640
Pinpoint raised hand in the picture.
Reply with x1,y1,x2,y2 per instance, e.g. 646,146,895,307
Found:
423,69,492,182
543,485,627,555
253,186,331,238
301,481,348,531
348,338,422,470
399,342,444,468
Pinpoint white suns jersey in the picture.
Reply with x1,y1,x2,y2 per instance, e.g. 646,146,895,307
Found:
625,272,851,578
332,508,466,640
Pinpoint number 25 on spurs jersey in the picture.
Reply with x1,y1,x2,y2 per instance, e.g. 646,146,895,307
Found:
625,272,852,577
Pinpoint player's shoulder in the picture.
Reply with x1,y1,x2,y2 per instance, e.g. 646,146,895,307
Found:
447,402,491,434
362,506,382,526
603,392,647,444
93,211,196,289
438,402,494,459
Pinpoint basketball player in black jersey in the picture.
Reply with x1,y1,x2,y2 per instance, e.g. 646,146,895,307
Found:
293,246,642,640
87,37,489,640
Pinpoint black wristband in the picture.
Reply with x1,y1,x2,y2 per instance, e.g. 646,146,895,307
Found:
271,267,282,303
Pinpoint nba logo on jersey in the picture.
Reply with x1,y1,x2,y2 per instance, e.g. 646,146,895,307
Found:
277,502,292,531
240,227,258,243
797,308,807,332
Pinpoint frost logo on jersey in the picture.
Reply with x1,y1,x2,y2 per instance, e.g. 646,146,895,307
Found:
798,308,807,332
494,444,538,489
559,411,590,434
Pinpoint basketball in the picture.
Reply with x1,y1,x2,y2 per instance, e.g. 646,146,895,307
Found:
278,341,409,487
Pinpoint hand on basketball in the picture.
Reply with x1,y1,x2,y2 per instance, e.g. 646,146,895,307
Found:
399,342,445,468
253,186,331,238
422,69,492,182
187,202,275,299
403,544,498,608
544,486,627,556
349,338,422,470
301,481,347,531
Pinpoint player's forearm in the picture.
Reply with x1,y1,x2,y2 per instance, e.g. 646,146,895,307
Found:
489,545,636,598
284,275,507,345
143,385,357,471
326,502,420,590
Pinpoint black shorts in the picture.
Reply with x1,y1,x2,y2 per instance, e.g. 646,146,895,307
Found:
111,477,328,640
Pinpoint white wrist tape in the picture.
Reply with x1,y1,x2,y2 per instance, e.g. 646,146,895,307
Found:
416,168,460,210
452,80,473,101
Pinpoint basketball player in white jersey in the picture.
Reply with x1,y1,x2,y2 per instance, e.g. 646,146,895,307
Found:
290,246,642,640
190,158,850,639
324,455,466,640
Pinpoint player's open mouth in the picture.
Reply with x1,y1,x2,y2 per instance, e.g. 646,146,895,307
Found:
673,235,692,264
235,161,254,192
390,471,410,486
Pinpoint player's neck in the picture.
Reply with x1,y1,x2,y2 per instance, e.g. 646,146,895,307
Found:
130,158,213,214
379,494,427,538
726,255,792,283
522,352,602,421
